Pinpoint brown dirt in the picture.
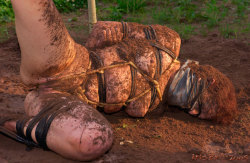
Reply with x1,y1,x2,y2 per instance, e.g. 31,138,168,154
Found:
0,31,249,163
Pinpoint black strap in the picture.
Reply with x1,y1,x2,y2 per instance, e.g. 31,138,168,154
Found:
144,28,151,40
128,66,137,101
35,115,49,149
0,126,37,147
150,42,176,60
185,75,212,117
144,26,162,109
89,51,106,110
121,21,128,39
149,86,157,108
35,108,64,149
149,25,158,41
16,118,39,147
15,96,74,150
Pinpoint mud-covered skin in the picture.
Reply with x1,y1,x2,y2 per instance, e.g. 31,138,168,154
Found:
36,21,181,117
37,0,90,88
84,37,180,116
83,22,181,116
11,1,112,160
19,16,181,116
24,89,113,161
13,0,89,87
86,21,181,57
21,20,181,159
10,0,180,161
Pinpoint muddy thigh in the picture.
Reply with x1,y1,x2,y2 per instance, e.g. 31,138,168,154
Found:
23,90,113,161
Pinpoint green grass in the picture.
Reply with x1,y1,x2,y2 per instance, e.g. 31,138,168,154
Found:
53,0,87,13
103,6,124,21
0,0,249,41
219,23,250,39
219,24,238,38
0,0,14,23
0,25,9,42
168,24,195,40
105,0,248,39
116,0,146,14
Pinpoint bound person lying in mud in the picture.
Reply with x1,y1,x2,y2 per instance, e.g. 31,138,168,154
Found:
0,0,237,161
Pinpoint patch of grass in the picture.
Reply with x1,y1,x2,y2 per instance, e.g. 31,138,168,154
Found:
241,23,250,34
152,0,207,25
168,23,195,40
0,23,15,43
219,24,238,38
0,0,249,41
199,24,208,37
125,14,143,23
220,23,250,39
53,0,87,13
232,0,249,19
116,0,146,14
0,0,14,42
105,6,123,21
0,25,9,42
152,7,170,25
173,0,205,23
0,0,14,23
100,0,147,22
203,0,220,28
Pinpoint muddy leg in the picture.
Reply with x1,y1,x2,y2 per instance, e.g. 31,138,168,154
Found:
5,90,113,161
11,0,89,85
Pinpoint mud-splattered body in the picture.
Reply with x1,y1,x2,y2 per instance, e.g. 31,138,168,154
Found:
20,20,181,160
2,1,238,161
35,22,181,117
82,22,181,117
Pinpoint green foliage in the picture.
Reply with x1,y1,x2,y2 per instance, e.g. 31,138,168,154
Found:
0,0,86,24
220,23,250,39
152,7,170,25
116,0,146,13
68,17,78,22
203,0,220,28
53,0,86,13
152,0,207,25
0,0,14,23
0,0,249,40
125,15,143,23
105,6,123,21
173,0,203,23
168,23,195,40
219,24,237,38
242,23,250,34
102,0,146,21
232,0,249,19
0,25,8,41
